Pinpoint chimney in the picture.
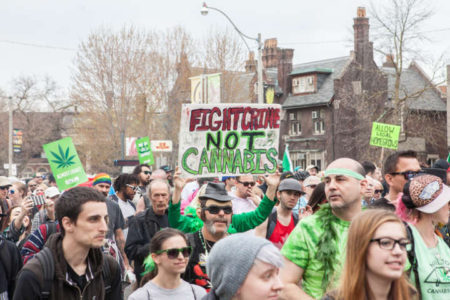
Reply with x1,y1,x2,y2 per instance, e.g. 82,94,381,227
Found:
353,7,373,64
382,54,396,68
277,48,294,101
262,38,279,68
245,51,257,72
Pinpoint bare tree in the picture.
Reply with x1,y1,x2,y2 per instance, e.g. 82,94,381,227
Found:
0,75,70,175
71,25,195,172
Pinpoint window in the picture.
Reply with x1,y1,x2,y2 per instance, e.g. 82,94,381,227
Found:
293,75,315,94
289,111,302,136
312,109,325,134
291,152,306,170
310,152,324,171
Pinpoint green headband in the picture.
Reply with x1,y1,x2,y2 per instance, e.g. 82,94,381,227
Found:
324,168,365,180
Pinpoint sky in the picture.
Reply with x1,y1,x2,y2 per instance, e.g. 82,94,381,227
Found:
0,0,449,95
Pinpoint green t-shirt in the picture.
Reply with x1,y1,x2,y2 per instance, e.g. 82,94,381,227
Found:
281,211,350,299
409,225,450,299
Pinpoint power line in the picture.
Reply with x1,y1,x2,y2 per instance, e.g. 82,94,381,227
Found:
0,39,75,51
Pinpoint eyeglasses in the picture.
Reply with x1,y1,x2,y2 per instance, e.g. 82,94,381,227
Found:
370,237,410,251
142,171,151,175
156,246,192,259
203,205,233,214
389,170,423,180
28,184,37,188
237,180,255,187
9,189,15,194
374,189,383,194
126,184,139,192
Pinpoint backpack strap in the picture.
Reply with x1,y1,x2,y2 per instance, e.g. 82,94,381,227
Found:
102,254,112,294
35,247,55,299
405,224,421,299
46,222,58,237
292,212,299,226
266,209,278,240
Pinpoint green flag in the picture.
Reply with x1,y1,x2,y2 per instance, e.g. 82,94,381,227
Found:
282,145,293,172
136,136,154,165
43,137,88,190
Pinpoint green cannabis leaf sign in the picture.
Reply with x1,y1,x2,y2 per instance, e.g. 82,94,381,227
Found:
49,144,77,169
43,137,88,190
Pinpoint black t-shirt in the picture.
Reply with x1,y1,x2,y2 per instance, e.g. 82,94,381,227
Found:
369,197,395,211
183,231,215,291
66,263,87,291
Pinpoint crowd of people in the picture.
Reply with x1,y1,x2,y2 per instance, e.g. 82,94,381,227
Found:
0,150,449,299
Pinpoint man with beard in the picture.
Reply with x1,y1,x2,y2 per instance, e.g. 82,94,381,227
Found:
110,174,138,240
280,158,367,299
182,182,234,291
125,179,170,283
255,178,301,249
132,164,151,211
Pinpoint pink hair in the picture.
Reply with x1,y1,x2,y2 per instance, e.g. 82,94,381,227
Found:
395,192,417,225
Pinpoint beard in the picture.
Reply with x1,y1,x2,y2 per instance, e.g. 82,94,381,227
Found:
204,217,230,237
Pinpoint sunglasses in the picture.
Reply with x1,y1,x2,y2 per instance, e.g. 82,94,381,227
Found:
156,246,192,259
142,171,151,175
237,181,255,187
0,186,9,190
389,170,423,180
306,184,317,189
126,184,139,192
374,189,383,194
203,205,233,214
9,189,15,194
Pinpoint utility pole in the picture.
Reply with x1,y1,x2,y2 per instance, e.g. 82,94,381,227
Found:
8,96,13,176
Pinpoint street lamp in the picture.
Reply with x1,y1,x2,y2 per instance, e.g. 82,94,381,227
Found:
201,2,264,104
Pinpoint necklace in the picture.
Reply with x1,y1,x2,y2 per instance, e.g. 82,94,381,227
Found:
198,231,211,266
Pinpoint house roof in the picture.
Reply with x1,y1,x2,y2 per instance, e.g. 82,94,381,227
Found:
283,56,350,109
382,65,446,112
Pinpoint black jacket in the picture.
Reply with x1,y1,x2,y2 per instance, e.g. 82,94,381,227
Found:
0,237,22,299
13,233,122,300
124,207,168,283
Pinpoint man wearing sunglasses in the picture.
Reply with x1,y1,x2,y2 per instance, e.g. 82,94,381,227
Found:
182,182,235,292
371,150,421,211
110,174,138,240
231,175,260,214
0,176,12,217
132,164,152,211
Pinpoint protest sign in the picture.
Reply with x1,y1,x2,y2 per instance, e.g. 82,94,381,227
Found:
369,122,401,150
178,103,281,177
136,136,154,165
43,137,88,190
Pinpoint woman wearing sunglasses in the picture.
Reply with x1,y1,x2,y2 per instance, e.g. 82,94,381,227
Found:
397,174,450,299
323,209,416,300
129,228,206,300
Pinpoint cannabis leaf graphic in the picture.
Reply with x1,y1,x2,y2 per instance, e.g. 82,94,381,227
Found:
50,144,76,169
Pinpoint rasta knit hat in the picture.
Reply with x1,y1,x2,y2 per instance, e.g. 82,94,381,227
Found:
403,174,450,214
206,234,272,300
92,173,111,186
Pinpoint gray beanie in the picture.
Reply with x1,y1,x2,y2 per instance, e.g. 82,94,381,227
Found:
206,233,272,300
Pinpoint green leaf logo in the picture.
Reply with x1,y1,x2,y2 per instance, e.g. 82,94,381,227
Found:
50,144,76,169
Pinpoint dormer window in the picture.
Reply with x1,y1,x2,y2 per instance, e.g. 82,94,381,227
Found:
292,75,315,94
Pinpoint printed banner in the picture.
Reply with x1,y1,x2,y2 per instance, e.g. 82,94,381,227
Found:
369,122,401,150
13,129,23,153
190,75,203,104
178,103,281,177
125,137,138,156
43,137,88,190
151,140,173,152
136,136,154,165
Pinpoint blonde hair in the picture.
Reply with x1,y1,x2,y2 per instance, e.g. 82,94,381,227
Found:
187,183,208,210
335,209,415,300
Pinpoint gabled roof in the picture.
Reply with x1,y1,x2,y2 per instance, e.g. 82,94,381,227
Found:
382,63,446,112
283,56,350,109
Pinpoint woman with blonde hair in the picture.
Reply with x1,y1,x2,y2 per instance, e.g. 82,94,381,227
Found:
323,209,416,300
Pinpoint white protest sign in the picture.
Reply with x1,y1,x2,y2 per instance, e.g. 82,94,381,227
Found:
178,103,281,177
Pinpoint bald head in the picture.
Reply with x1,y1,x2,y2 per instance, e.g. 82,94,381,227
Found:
326,158,365,177
150,169,167,180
